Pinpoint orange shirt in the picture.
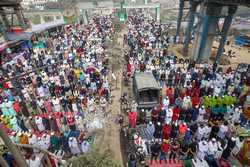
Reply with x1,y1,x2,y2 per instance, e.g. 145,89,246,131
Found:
20,134,29,144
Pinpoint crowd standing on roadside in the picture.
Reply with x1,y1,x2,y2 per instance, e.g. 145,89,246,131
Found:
124,13,249,166
0,15,115,166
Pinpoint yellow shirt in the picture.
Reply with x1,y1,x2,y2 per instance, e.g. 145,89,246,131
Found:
74,69,81,79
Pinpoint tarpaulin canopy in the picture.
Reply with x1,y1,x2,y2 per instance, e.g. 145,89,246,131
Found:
134,73,160,91
30,20,65,33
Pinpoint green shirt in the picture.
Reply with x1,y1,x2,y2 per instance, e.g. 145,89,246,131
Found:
50,136,60,151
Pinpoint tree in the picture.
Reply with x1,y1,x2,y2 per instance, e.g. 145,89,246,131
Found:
68,146,121,167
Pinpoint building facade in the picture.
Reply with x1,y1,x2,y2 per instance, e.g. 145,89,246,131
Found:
21,0,58,10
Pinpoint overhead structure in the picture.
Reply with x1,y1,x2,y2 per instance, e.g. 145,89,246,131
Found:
122,0,161,22
174,0,186,43
178,0,250,63
0,0,27,29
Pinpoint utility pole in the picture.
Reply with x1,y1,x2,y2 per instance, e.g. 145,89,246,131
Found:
0,125,27,167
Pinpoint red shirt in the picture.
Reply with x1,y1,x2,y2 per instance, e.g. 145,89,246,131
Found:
186,88,192,97
3,82,9,89
191,87,200,97
53,112,62,119
172,107,180,122
128,112,137,121
192,96,200,107
13,102,21,113
161,143,170,153
162,124,171,139
151,110,159,118
166,88,173,97
127,63,132,73
41,113,49,118
179,123,187,134
67,116,75,126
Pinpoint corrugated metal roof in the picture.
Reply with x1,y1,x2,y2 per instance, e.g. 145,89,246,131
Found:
134,73,160,90
77,2,95,9
30,20,65,33
97,1,114,8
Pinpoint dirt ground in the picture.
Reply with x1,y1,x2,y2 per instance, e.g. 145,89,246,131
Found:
171,40,250,69
94,26,127,166
213,41,250,67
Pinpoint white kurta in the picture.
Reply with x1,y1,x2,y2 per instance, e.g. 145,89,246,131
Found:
197,141,208,160
26,156,42,167
35,117,45,131
72,103,78,113
69,137,81,155
165,109,173,124
232,138,244,155
43,135,51,150
197,127,205,141
163,98,169,110
52,98,61,112
217,124,228,139
75,116,84,131
81,141,90,153
197,108,206,122
28,135,37,145
204,125,211,139
208,141,218,156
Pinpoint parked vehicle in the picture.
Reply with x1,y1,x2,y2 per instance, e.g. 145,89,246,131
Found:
133,73,161,109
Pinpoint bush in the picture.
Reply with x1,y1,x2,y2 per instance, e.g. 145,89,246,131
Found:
68,145,121,167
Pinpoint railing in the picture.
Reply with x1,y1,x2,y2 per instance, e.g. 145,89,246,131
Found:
205,0,250,6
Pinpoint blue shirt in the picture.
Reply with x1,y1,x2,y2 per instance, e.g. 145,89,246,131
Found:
184,130,192,144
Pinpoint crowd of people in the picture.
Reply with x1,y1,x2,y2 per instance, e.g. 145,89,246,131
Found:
0,15,114,166
124,13,249,166
0,9,249,167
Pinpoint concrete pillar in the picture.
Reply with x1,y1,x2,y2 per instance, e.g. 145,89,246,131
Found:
183,0,199,55
83,10,89,25
0,21,7,41
144,0,148,5
156,6,160,22
175,0,185,43
40,16,45,24
192,3,223,62
215,6,237,65
14,6,25,27
53,15,57,21
0,8,10,29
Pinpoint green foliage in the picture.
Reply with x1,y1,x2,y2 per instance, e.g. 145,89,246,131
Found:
68,145,121,167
